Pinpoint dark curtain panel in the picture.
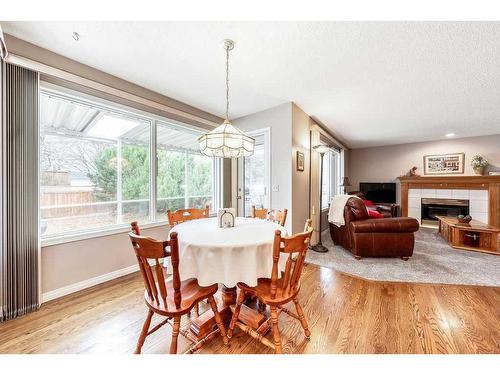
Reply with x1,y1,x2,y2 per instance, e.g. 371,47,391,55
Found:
0,61,40,321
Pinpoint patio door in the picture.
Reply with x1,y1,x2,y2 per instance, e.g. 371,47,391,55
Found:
236,128,270,217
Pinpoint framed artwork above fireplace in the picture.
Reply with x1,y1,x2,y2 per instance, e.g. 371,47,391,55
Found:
423,153,465,175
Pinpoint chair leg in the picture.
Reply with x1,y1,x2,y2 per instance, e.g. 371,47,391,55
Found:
257,300,267,314
270,306,283,354
194,302,200,317
170,316,181,354
293,298,311,338
228,290,246,339
135,309,153,354
208,295,228,345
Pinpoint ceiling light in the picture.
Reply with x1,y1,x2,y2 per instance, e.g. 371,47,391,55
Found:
198,39,255,158
445,133,455,137
72,32,80,41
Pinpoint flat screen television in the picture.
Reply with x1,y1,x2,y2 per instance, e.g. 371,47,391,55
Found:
359,182,396,204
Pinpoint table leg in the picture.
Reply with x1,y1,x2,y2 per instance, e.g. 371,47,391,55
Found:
221,285,237,307
189,284,267,340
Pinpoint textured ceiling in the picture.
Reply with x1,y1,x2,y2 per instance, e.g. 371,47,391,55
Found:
3,21,500,148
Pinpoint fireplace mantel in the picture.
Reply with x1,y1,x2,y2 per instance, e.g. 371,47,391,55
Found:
398,175,500,227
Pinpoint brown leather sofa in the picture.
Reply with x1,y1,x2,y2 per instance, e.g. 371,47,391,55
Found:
329,197,419,260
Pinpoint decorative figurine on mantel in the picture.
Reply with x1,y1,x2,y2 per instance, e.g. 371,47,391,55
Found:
218,208,235,228
403,166,420,177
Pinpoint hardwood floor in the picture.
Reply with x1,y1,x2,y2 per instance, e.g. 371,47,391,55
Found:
0,263,499,354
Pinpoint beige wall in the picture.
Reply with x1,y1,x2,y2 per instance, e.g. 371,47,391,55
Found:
41,225,169,294
291,104,311,234
350,134,500,202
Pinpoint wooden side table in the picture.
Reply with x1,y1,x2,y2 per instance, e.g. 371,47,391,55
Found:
437,215,500,255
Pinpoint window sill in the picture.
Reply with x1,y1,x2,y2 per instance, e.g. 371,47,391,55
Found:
41,213,218,247
41,221,170,247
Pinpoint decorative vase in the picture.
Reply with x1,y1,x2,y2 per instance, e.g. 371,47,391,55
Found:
473,166,485,175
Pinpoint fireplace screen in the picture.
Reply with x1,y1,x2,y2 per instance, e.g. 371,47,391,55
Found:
421,198,469,221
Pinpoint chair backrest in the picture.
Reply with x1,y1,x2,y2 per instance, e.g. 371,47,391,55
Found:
129,222,182,309
270,219,313,298
251,206,287,226
267,208,288,227
251,205,268,219
167,205,209,226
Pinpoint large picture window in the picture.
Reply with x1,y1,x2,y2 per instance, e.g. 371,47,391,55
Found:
40,87,219,239
156,122,214,216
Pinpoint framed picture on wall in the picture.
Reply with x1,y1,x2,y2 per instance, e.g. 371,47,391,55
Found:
296,151,305,171
423,153,465,175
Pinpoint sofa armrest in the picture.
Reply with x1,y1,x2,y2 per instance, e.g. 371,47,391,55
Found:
350,217,419,233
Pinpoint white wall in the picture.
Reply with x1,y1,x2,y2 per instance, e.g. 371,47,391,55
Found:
233,103,293,231
350,134,500,202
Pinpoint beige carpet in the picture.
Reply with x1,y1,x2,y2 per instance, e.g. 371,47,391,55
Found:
306,227,500,287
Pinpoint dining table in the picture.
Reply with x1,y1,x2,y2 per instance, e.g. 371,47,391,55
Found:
169,216,287,339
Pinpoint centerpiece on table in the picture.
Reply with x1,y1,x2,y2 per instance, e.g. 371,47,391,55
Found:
218,208,235,228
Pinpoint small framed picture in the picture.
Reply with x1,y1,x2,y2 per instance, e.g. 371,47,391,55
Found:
296,151,304,171
423,153,465,175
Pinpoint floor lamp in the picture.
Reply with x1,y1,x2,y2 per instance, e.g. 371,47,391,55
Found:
311,144,332,253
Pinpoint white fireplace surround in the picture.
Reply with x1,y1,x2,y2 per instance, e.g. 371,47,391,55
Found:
408,189,489,225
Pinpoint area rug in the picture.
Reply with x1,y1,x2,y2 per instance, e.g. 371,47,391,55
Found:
306,227,500,287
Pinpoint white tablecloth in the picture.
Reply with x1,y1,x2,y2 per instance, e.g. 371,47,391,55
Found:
169,217,287,287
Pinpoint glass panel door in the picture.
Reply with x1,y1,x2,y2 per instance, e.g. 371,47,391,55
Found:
236,129,270,217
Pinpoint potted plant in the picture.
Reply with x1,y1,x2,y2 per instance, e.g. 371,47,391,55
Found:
471,155,489,175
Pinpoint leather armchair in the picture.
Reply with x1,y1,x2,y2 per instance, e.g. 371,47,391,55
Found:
329,197,419,260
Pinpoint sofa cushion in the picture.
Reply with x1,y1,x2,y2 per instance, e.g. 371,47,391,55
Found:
367,209,384,219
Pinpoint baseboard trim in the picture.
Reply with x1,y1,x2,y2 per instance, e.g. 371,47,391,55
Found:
41,264,139,304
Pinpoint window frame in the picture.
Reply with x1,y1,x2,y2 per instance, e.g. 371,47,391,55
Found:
40,83,222,246
321,149,341,210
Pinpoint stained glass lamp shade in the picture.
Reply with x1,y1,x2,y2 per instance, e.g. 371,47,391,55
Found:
199,120,255,158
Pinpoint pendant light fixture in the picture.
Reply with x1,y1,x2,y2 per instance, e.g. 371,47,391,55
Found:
199,39,255,158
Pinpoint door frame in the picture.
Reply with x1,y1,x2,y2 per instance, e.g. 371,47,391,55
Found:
233,127,271,217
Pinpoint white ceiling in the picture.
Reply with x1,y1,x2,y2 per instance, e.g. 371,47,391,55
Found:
3,21,500,148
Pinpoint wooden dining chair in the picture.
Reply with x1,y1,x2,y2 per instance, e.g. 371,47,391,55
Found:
251,205,288,227
129,222,227,354
267,208,288,227
167,205,209,226
251,205,268,220
227,219,313,354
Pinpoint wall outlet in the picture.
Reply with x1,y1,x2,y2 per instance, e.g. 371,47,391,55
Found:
272,185,279,192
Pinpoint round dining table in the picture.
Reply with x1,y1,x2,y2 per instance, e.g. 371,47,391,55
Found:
169,216,287,338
